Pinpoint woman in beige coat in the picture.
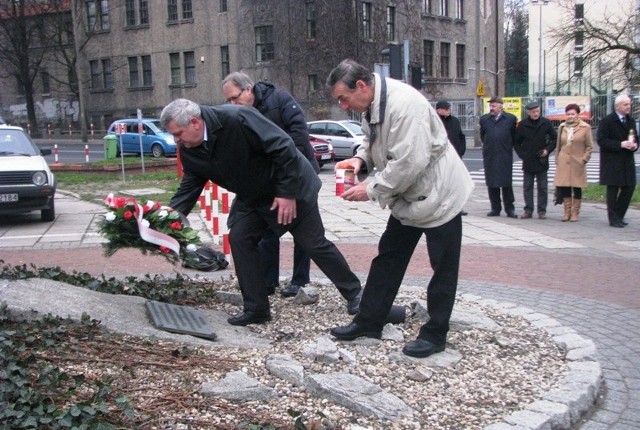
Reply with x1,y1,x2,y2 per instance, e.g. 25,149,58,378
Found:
554,103,593,222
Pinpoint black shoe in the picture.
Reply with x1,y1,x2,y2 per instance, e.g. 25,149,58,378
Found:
281,284,302,297
346,290,363,315
227,311,271,326
487,210,500,217
621,220,629,226
330,322,382,341
266,285,276,296
402,339,446,358
506,211,518,219
609,221,625,228
460,210,468,216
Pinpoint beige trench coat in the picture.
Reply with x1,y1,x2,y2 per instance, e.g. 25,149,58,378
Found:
554,119,593,188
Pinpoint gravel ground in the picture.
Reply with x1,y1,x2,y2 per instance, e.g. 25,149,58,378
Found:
26,277,568,430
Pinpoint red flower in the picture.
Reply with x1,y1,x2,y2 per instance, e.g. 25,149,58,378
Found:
123,211,133,220
153,202,161,210
159,246,170,253
170,221,182,230
114,197,127,209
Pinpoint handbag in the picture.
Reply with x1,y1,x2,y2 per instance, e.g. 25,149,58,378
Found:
183,245,229,271
553,188,562,206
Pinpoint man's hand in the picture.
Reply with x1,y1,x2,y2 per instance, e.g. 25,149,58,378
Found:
335,158,364,175
340,182,370,201
271,197,297,225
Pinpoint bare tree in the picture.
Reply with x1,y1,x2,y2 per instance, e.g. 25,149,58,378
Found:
547,0,639,93
0,0,64,135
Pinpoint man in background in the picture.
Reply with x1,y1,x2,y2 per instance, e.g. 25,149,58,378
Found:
514,101,557,219
222,72,319,297
436,100,468,215
479,97,518,218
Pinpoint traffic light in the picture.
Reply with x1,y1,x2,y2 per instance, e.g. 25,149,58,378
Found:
381,44,402,80
410,66,422,89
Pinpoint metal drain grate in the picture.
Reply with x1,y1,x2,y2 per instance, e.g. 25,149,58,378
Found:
145,300,217,341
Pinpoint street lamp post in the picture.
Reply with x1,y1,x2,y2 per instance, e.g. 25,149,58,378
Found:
532,0,549,96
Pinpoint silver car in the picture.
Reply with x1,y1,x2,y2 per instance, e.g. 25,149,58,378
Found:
307,120,365,160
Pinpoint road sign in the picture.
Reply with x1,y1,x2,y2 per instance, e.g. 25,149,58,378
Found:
476,80,486,96
115,123,127,135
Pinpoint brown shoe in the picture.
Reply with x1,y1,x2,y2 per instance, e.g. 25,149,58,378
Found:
520,211,532,219
538,211,546,219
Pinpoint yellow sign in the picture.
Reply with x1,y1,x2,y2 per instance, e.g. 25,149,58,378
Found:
476,80,486,96
482,97,524,121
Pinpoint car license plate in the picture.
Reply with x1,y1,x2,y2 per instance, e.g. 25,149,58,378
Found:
321,154,332,160
0,193,19,203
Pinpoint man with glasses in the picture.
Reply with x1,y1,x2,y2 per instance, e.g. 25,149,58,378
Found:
222,72,319,298
326,59,473,358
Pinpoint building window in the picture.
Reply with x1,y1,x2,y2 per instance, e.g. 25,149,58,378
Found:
170,52,181,84
306,2,316,39
386,6,395,42
89,58,113,90
126,0,148,26
140,0,149,24
362,2,372,39
440,42,450,78
423,0,434,14
184,51,195,83
423,40,434,77
575,30,584,51
455,0,463,19
456,44,465,78
308,74,318,91
128,56,152,87
220,0,227,12
440,0,448,17
86,0,110,32
125,0,135,26
182,0,192,19
41,70,50,93
221,45,230,78
168,0,178,21
255,26,274,62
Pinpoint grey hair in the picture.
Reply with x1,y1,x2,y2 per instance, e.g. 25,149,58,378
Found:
222,71,254,90
326,59,373,90
614,94,631,107
160,98,201,128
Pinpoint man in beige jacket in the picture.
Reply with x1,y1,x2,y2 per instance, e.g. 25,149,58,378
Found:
326,59,473,358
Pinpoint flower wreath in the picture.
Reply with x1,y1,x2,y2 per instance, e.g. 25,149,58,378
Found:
98,193,202,264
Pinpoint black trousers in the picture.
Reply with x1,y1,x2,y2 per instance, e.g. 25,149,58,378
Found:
354,214,462,345
488,186,515,213
606,185,635,223
229,202,361,312
523,170,548,213
259,229,311,288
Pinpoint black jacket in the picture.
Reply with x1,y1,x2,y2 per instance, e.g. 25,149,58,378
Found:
439,114,466,157
253,82,320,173
169,104,321,227
479,112,518,187
597,111,638,186
514,116,557,173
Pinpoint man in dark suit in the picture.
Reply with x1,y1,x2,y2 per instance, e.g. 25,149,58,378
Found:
161,98,363,325
597,94,638,228
436,100,468,215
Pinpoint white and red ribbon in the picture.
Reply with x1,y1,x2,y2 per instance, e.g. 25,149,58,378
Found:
134,203,181,256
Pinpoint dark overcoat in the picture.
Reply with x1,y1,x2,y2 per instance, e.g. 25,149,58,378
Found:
253,82,319,173
514,116,557,173
480,112,517,187
169,104,321,228
439,114,466,157
596,112,638,186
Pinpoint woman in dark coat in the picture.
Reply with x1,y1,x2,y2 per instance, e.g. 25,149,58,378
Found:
596,94,638,227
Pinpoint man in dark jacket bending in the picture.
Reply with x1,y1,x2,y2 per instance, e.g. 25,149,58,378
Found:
162,98,362,325
514,101,557,219
222,72,318,298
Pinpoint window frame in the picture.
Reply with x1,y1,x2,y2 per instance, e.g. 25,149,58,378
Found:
386,6,395,42
423,39,434,77
456,44,465,79
362,2,372,40
306,2,316,39
255,26,274,62
440,42,450,78
220,45,230,79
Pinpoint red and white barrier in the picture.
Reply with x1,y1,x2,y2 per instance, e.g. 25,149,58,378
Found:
53,144,59,164
198,181,234,261
84,145,89,162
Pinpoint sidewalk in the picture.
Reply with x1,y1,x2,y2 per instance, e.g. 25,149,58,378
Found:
1,176,640,429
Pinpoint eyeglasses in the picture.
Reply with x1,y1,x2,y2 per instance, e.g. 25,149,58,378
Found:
226,88,246,103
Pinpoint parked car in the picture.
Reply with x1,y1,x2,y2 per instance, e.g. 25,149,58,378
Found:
307,120,366,160
309,135,335,167
0,124,56,221
106,118,176,158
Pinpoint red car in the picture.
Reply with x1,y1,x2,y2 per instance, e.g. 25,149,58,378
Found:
309,135,335,167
